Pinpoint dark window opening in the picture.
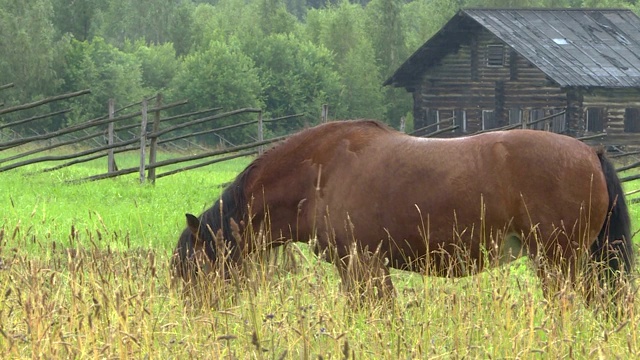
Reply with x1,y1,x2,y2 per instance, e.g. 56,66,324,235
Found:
625,108,640,133
509,108,521,126
586,107,605,132
454,109,466,133
482,110,496,130
437,110,451,131
425,108,438,134
529,109,545,130
550,109,566,133
487,45,505,67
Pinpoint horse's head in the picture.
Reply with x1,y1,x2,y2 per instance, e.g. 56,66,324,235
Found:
171,208,246,287
185,213,218,262
170,214,211,286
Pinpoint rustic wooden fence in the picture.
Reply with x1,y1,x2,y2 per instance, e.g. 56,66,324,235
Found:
1,85,639,203
0,88,306,183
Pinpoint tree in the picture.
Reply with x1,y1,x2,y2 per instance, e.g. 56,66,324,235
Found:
167,1,196,56
305,1,368,64
335,41,386,120
284,0,308,20
129,41,179,92
305,1,385,121
169,38,264,143
58,37,146,125
0,0,62,102
242,33,343,129
464,0,543,6
402,0,460,51
189,1,262,51
257,0,298,36
580,0,633,6
365,0,411,127
365,0,407,77
93,0,180,47
51,0,106,41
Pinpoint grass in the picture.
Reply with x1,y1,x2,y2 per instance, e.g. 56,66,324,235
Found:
1,149,252,253
1,148,640,358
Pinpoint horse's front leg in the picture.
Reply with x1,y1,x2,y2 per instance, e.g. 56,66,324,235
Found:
335,241,396,305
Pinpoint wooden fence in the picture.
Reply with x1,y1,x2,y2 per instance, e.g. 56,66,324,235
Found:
1,85,639,203
0,88,306,183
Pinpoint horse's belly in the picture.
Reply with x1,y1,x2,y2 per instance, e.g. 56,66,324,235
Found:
383,230,525,277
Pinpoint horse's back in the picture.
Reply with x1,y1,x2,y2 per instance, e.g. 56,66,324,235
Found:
465,130,608,238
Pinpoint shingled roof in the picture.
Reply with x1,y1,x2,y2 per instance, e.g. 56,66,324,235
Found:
384,8,640,88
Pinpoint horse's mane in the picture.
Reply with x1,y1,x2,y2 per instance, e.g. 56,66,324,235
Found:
199,165,251,247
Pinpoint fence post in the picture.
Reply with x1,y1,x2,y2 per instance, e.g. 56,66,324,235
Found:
257,110,264,155
400,117,406,133
321,104,329,123
107,99,116,172
139,99,148,184
148,93,162,184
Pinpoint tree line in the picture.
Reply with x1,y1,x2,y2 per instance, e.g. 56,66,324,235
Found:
1,0,638,142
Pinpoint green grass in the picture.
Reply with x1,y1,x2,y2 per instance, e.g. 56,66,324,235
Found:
1,149,251,254
1,148,640,358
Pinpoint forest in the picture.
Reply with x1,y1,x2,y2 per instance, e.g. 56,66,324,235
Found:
1,0,639,138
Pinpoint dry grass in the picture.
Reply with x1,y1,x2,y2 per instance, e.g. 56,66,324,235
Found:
1,221,639,359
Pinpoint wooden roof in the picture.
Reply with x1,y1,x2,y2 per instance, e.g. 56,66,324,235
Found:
385,8,640,89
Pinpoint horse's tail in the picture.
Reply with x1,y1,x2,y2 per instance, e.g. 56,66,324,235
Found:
590,150,634,283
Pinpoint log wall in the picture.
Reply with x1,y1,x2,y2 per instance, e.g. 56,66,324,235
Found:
409,28,640,146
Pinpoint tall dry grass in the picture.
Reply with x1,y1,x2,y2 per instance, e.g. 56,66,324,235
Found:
1,219,639,359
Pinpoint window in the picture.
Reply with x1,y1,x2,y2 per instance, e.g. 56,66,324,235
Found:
509,108,522,126
586,107,605,132
422,109,466,134
482,110,496,130
625,108,640,133
423,108,438,134
529,109,546,130
487,45,505,67
427,109,438,132
454,109,467,133
437,110,452,131
550,109,566,133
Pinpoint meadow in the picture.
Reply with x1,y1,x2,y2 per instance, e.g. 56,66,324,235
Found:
1,149,639,359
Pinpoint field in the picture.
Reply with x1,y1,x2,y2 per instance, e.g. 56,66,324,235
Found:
1,149,640,359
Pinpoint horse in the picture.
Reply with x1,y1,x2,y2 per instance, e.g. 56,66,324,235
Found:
171,119,633,306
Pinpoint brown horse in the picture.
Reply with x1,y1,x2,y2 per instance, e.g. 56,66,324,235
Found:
172,120,633,304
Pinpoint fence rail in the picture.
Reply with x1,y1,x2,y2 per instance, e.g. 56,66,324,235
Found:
0,91,308,183
0,89,90,116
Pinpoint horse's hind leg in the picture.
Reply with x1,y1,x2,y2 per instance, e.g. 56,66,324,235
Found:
532,252,576,299
528,232,581,303
337,242,395,305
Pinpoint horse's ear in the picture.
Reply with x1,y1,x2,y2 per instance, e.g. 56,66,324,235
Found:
185,213,200,235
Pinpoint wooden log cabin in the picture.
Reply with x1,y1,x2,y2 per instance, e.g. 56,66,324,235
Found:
384,8,640,147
